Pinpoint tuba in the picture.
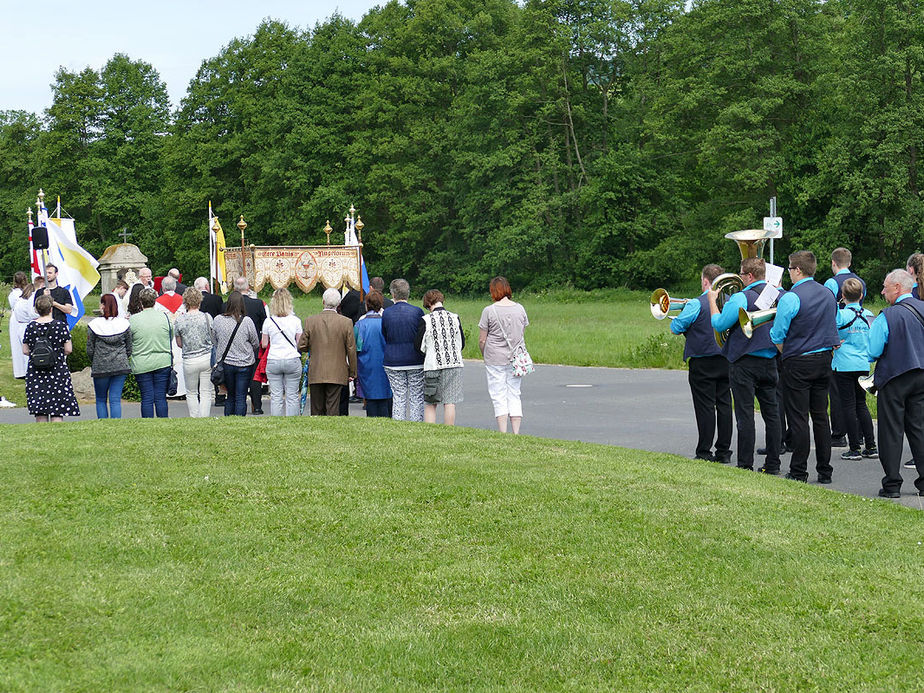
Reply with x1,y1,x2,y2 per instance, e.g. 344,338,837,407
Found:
650,288,690,320
712,229,777,346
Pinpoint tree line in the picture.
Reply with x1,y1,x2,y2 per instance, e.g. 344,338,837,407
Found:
1,0,922,294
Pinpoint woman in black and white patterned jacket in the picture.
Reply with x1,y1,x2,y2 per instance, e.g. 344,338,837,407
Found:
415,289,465,426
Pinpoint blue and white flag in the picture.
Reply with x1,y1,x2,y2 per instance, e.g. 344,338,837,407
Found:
36,198,100,330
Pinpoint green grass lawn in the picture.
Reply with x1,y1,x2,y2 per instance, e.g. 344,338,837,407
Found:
1,417,922,690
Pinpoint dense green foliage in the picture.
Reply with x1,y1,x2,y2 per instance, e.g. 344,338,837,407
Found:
2,417,923,689
2,0,924,292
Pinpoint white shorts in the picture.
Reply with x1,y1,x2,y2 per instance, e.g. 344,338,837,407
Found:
485,364,523,418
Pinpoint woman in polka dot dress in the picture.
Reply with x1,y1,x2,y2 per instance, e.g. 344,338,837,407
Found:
22,294,80,422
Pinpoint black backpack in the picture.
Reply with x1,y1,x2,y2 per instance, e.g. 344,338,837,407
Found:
30,337,55,370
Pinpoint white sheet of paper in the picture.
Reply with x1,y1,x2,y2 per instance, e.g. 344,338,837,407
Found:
755,282,778,310
765,263,784,287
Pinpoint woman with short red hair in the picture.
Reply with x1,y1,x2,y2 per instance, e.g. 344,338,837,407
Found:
87,292,133,418
478,276,530,433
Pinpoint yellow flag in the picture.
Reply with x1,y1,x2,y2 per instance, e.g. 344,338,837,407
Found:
213,217,228,294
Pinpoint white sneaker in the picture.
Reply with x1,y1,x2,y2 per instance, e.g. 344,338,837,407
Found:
0,396,16,408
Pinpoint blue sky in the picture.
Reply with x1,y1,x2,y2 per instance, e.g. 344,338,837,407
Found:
0,0,383,114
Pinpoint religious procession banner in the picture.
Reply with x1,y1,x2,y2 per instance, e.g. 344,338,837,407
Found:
223,246,362,293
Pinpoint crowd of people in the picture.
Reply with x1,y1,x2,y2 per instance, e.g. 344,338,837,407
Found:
8,249,924,499
671,247,924,499
3,267,531,435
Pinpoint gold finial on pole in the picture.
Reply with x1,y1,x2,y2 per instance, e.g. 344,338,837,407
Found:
355,215,364,245
349,203,356,217
37,189,45,207
324,220,332,246
27,207,33,223
237,214,247,239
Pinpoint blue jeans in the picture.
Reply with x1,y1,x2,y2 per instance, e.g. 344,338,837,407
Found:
224,363,252,416
136,366,171,418
93,374,128,419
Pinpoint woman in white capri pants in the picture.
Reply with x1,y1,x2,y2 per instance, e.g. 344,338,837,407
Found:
478,276,529,434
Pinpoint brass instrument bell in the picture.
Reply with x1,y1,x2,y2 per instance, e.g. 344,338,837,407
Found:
858,374,877,396
738,307,777,339
650,288,690,320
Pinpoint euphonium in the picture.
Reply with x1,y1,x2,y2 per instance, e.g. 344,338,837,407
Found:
650,288,690,320
738,307,777,339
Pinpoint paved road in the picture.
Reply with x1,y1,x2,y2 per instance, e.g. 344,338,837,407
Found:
2,362,922,510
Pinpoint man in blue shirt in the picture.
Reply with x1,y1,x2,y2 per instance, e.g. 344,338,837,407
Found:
867,269,924,498
770,251,840,484
709,257,783,473
823,247,866,449
670,264,732,462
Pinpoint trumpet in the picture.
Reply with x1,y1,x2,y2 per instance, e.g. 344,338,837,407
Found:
650,288,690,320
858,374,877,396
738,307,777,338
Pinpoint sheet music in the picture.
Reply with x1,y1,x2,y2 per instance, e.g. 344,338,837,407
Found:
755,282,779,310
765,263,784,287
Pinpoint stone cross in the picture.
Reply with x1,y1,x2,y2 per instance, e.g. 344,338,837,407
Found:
119,227,132,243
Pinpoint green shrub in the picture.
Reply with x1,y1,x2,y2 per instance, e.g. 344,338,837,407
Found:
67,324,90,372
123,373,141,401
626,332,686,369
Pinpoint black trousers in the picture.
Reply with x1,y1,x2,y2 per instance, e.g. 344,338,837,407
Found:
782,351,833,481
828,373,845,438
730,356,782,470
877,369,924,494
687,355,733,459
833,370,875,451
774,354,792,448
249,363,262,412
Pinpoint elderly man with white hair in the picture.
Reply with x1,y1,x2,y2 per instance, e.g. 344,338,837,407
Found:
194,276,224,318
137,267,154,290
868,268,924,499
154,275,186,398
297,287,357,416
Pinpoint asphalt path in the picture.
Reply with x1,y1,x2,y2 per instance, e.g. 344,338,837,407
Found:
2,361,922,510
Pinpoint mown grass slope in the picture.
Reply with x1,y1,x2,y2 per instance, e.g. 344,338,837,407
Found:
1,417,922,691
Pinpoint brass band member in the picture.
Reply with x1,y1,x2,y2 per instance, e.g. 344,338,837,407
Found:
907,253,924,300
824,247,867,449
770,251,840,484
867,270,924,499
709,258,783,473
670,264,732,462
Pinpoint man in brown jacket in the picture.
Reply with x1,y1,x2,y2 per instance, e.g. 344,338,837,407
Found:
298,288,358,416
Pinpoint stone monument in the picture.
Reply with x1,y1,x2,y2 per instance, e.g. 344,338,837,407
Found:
97,242,148,294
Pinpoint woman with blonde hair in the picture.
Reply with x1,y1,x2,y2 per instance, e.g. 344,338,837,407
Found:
261,287,303,416
175,287,214,417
